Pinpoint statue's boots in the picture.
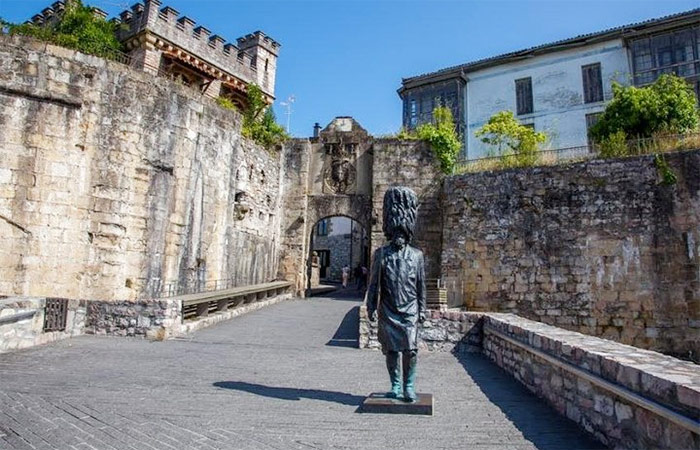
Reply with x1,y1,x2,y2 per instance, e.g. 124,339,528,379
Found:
402,350,418,403
385,351,402,399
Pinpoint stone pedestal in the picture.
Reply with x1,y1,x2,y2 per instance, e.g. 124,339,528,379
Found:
360,393,433,415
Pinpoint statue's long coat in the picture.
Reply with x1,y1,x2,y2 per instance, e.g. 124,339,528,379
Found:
366,244,427,353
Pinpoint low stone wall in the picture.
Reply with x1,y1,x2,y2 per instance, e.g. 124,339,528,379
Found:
1,289,294,350
359,306,483,352
84,291,294,340
483,314,699,449
84,299,181,340
0,297,86,352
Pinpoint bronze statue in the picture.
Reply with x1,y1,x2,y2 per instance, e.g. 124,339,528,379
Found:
366,187,426,403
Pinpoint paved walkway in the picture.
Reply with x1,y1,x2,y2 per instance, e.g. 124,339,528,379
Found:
0,291,603,450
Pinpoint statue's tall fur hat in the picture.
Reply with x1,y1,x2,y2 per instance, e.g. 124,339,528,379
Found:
382,186,418,242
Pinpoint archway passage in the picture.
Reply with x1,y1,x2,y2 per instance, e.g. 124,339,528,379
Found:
308,216,369,295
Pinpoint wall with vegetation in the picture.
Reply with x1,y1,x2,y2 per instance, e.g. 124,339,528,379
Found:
442,150,700,361
0,35,282,301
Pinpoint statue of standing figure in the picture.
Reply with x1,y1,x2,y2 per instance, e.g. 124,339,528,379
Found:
366,187,427,403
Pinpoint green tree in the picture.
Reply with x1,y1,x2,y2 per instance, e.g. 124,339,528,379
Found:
415,106,462,174
5,0,123,60
590,74,699,141
475,110,546,168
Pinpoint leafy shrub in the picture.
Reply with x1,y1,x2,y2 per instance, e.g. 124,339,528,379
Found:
4,0,123,60
218,84,288,150
598,130,628,158
591,74,699,141
414,107,462,174
216,97,237,111
474,110,546,168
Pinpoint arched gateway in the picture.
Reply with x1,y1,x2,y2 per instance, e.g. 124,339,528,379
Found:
277,117,444,296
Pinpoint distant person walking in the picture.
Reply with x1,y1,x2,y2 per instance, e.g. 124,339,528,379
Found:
341,265,350,288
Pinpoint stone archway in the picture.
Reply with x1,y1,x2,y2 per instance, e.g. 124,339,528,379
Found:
277,117,444,297
307,215,370,292
278,118,375,295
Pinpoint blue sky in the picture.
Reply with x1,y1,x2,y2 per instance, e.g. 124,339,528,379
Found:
1,0,697,137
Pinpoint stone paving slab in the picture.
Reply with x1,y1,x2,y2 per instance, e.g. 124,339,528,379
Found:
0,291,604,449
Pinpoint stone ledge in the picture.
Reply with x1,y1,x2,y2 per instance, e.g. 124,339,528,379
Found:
482,313,700,449
483,313,699,417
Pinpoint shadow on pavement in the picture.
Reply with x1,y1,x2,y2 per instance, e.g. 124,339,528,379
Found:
455,352,606,450
326,305,359,348
319,287,365,302
213,381,364,406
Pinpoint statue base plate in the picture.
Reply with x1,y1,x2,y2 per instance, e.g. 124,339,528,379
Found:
360,393,433,415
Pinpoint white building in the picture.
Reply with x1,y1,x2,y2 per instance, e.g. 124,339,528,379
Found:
398,9,700,160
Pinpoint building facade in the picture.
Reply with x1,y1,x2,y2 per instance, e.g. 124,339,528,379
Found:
27,0,280,108
399,9,700,160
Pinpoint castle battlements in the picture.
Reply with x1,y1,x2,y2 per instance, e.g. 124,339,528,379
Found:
27,0,280,106
29,1,107,26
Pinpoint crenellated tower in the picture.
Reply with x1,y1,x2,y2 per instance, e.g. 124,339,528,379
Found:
237,31,280,98
26,0,281,107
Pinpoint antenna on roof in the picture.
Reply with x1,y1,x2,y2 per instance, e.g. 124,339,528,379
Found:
280,95,296,133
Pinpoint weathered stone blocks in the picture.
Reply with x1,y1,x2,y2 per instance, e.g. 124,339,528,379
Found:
0,34,282,302
442,151,700,361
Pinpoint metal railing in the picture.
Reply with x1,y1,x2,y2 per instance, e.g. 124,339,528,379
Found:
158,278,246,298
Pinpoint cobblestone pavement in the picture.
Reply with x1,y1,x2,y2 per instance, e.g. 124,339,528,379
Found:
0,291,603,450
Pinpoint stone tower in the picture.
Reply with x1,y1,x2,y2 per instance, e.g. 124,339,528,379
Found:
237,31,280,100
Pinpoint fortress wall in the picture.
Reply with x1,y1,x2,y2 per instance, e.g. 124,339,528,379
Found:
0,35,282,301
442,151,700,360
371,139,444,280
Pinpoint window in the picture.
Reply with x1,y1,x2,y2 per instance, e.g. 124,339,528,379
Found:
515,77,533,115
401,78,465,132
409,99,418,128
522,123,535,130
317,219,328,236
630,26,700,88
582,63,604,103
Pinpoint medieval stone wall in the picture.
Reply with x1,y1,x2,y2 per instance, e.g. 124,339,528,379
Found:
442,151,700,360
371,139,444,279
0,35,282,302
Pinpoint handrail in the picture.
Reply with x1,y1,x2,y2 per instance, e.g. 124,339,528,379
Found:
484,325,700,435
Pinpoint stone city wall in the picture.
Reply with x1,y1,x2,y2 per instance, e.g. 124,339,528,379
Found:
0,35,283,303
442,151,700,360
371,139,444,279
0,296,86,352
